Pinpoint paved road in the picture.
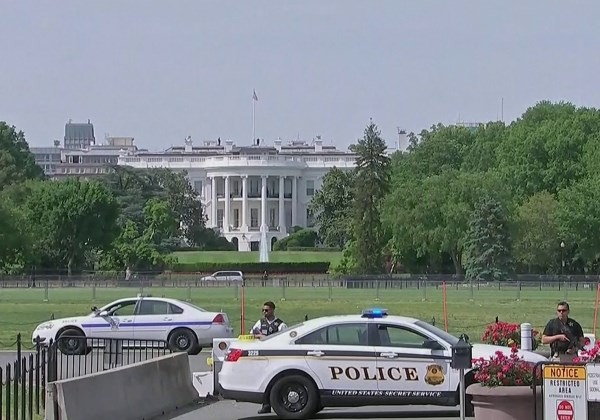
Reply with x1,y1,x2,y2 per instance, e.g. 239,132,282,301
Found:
161,400,471,420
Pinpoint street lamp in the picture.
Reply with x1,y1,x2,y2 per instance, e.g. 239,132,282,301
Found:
560,241,565,276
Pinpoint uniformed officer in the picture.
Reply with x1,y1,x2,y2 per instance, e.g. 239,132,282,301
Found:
250,301,287,414
542,301,584,362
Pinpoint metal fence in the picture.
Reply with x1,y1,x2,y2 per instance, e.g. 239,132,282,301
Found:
47,336,171,382
0,334,172,420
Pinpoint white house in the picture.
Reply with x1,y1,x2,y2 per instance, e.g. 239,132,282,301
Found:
117,136,357,251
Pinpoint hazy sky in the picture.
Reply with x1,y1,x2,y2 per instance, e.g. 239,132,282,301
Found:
1,0,599,152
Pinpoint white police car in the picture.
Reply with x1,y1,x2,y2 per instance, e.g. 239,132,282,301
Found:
217,309,547,419
32,295,234,355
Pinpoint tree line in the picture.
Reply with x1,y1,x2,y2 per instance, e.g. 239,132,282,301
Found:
0,121,232,274
309,101,600,279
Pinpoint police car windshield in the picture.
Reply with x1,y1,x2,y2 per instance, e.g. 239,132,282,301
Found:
260,322,304,340
414,320,459,346
182,302,207,312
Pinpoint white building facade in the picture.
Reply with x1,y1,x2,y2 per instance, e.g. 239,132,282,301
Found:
117,137,357,251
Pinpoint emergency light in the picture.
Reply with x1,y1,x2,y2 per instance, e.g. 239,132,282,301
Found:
361,308,388,318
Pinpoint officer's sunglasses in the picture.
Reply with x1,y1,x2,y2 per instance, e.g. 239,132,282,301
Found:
557,309,568,312
262,308,271,312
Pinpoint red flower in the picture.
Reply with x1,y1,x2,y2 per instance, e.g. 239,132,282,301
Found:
480,322,541,350
473,347,537,387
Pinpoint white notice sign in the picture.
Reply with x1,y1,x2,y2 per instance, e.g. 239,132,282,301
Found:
587,363,600,402
543,365,587,420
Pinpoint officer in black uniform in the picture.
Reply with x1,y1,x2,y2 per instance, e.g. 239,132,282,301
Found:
250,301,287,414
542,301,584,361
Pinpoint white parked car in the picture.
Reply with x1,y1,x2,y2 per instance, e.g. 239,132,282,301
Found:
200,270,244,282
32,295,234,355
218,309,547,419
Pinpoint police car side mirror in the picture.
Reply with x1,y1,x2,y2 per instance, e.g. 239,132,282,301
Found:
97,310,109,317
423,338,445,351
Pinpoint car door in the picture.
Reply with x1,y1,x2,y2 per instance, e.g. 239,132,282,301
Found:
86,299,138,340
373,323,453,400
133,299,183,341
295,322,378,396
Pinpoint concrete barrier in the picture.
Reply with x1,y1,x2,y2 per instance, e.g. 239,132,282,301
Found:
45,352,199,420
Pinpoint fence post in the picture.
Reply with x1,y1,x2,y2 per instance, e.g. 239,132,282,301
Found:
92,279,97,301
186,282,192,302
16,332,22,381
328,279,333,302
521,323,532,351
44,277,49,302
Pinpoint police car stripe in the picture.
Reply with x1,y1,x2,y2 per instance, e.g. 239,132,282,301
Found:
241,349,452,360
81,321,213,328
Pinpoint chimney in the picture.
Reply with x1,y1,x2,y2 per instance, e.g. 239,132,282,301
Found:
184,136,193,153
314,135,323,152
225,139,234,153
274,137,282,152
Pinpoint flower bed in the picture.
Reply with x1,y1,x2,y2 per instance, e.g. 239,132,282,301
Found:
481,321,541,350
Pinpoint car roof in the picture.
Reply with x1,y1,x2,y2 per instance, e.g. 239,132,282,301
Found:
106,296,197,307
289,314,421,333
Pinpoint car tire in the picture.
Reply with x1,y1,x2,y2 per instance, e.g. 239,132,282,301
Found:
269,374,319,420
168,328,199,355
57,328,88,356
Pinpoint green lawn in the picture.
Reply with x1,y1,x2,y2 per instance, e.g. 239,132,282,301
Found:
1,386,44,420
170,250,342,265
0,283,596,350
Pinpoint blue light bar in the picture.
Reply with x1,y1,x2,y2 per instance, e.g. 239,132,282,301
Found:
361,308,388,318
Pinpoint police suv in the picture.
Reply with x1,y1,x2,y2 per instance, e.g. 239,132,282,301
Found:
217,309,547,419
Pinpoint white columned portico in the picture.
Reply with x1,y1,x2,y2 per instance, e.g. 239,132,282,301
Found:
278,176,286,233
224,175,230,232
241,175,248,230
291,175,298,226
211,176,217,228
261,175,268,231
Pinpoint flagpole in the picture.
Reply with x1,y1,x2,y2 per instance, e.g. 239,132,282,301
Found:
253,97,256,143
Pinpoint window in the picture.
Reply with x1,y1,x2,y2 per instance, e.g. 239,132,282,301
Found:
194,180,203,196
306,180,315,196
269,208,276,227
376,324,428,348
233,208,240,227
138,300,170,315
296,323,369,346
250,208,259,227
306,209,314,227
105,300,137,316
217,209,224,228
169,304,184,314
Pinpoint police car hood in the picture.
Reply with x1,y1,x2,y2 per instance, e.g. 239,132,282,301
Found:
471,343,548,363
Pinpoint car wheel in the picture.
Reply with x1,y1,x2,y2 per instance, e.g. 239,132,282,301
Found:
168,328,199,355
269,374,319,420
57,328,88,356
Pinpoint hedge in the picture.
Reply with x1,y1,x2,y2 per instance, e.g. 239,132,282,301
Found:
169,261,331,274
286,246,342,252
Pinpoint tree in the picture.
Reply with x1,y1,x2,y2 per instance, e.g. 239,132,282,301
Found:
24,179,119,274
308,167,354,248
464,196,513,281
0,122,44,189
349,121,391,274
512,191,560,273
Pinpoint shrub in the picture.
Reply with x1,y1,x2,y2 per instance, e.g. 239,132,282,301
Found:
481,321,541,350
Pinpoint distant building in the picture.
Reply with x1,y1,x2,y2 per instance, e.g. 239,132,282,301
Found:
32,133,141,179
118,136,357,251
64,119,95,149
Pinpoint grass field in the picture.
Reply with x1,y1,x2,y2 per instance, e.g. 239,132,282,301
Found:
1,386,44,420
0,283,597,350
170,250,343,264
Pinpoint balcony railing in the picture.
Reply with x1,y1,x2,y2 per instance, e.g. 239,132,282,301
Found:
118,154,357,169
